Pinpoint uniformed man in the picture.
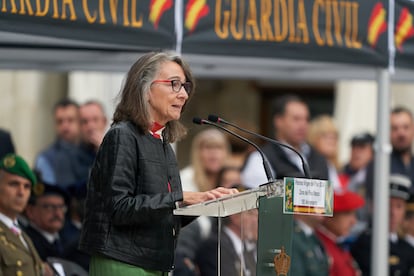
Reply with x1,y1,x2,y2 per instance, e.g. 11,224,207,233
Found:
24,182,68,262
351,174,414,276
403,195,414,248
291,215,329,276
0,153,47,275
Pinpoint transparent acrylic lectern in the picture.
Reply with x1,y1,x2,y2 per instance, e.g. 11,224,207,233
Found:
174,180,293,276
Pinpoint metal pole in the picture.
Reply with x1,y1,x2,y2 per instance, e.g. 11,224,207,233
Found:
174,0,183,55
371,69,391,276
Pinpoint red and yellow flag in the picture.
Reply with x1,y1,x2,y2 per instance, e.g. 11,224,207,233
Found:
185,0,210,32
395,8,414,52
149,0,173,29
367,2,387,48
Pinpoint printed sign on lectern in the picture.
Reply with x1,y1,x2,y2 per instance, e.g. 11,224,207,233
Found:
283,177,333,216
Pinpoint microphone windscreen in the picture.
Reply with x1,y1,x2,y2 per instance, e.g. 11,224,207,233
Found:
192,117,203,125
208,114,219,123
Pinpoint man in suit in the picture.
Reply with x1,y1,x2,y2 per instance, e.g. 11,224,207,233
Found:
340,133,375,236
242,94,329,187
61,185,90,271
24,182,68,261
351,174,414,276
195,208,258,276
0,128,15,160
0,153,48,275
341,132,375,193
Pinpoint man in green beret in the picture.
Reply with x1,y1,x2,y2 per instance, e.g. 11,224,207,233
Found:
0,153,52,275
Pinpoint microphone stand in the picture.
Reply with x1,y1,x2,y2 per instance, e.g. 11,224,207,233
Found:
208,114,312,178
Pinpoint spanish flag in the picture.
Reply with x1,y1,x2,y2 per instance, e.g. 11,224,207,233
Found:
293,206,327,215
395,8,414,52
185,0,210,32
149,0,173,29
367,2,387,48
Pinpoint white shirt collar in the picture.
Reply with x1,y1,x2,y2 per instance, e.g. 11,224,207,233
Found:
280,142,310,173
149,124,165,141
224,226,243,256
390,232,398,243
405,234,414,247
149,128,164,137
30,223,59,243
0,212,19,229
296,219,314,237
223,226,256,276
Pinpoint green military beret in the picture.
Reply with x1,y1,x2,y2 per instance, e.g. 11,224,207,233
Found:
0,153,37,186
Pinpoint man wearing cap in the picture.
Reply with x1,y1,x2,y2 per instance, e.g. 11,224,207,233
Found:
341,132,374,192
351,174,414,276
24,182,68,261
402,195,414,249
316,190,365,276
339,133,375,236
0,153,44,275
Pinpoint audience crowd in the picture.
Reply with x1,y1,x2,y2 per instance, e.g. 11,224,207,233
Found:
0,98,107,274
2,94,414,276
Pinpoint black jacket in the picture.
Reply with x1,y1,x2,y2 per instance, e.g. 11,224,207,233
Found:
351,230,414,276
196,228,244,276
0,128,15,160
79,121,192,272
24,224,64,261
366,150,414,199
262,143,329,180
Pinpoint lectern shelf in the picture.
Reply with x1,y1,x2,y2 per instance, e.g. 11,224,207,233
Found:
173,180,284,217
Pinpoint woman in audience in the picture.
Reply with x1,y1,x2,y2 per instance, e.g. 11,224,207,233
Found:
308,115,342,190
175,128,230,275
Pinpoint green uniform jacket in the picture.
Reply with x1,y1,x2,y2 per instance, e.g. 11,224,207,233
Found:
0,221,43,276
291,221,330,276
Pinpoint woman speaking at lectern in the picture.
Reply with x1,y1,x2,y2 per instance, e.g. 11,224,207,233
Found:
79,51,237,276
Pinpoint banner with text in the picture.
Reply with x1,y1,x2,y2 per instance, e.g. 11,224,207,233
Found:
0,0,175,51
182,0,389,66
395,0,414,69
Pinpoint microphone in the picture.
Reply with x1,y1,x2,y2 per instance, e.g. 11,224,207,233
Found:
193,117,276,182
208,114,312,178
